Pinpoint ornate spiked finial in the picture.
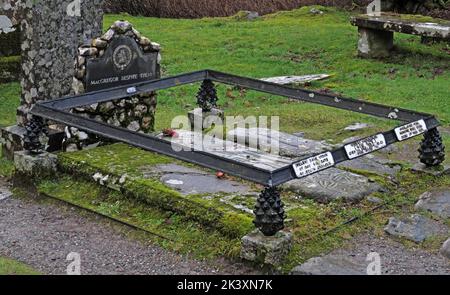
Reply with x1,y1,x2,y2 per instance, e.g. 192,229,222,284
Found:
196,79,218,112
419,128,445,167
23,116,48,155
254,187,286,236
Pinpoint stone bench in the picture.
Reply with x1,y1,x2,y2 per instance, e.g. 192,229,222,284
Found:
350,13,450,58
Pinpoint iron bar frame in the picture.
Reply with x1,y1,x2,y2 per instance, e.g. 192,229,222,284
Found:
30,69,443,187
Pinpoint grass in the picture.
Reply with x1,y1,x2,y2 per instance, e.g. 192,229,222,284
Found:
0,257,39,275
0,6,449,272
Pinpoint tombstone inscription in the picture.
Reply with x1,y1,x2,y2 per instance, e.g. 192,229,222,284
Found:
66,20,161,151
85,35,159,92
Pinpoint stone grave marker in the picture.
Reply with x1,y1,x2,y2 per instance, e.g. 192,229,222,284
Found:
65,20,161,151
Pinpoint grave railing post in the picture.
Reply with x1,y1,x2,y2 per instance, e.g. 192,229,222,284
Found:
419,128,445,167
253,186,286,236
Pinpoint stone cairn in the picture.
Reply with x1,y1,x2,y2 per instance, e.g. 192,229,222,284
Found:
64,20,161,151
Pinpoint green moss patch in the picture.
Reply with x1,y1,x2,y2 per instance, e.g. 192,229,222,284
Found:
57,143,254,238
0,55,20,83
0,257,40,275
37,177,242,260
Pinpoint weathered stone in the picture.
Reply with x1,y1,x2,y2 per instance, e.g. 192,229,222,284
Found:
384,214,448,243
260,74,330,86
344,122,372,131
356,27,393,58
309,8,324,15
415,190,450,218
291,255,366,275
337,154,401,177
188,108,225,130
139,36,151,46
14,151,57,178
92,38,107,48
127,121,140,132
0,185,12,201
283,168,382,203
411,163,450,177
228,128,332,158
241,230,292,266
440,238,450,259
160,173,251,195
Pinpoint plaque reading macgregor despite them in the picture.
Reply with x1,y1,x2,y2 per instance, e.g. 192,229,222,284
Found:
86,35,158,92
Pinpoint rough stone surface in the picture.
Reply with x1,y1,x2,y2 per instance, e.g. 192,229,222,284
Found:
344,122,372,131
283,168,382,203
16,0,104,127
337,154,401,177
0,183,12,201
440,238,450,259
384,214,448,243
188,108,225,129
66,20,161,151
291,255,367,275
415,190,450,219
411,163,450,177
228,128,332,158
160,173,251,195
13,151,57,177
241,230,292,266
291,233,450,275
260,74,330,86
356,27,393,58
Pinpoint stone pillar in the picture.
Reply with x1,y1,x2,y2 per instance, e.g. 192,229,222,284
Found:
1,0,104,159
357,27,393,58
17,0,104,127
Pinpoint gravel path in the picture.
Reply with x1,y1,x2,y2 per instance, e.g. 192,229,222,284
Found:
330,233,450,275
0,179,257,275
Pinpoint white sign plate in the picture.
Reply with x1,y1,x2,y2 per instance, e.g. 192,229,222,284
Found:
292,152,335,178
345,134,387,160
394,119,427,141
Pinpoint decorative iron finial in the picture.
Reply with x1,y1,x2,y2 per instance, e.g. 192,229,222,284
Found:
254,187,286,236
196,79,218,112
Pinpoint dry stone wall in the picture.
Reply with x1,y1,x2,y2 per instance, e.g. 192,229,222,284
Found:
64,20,161,151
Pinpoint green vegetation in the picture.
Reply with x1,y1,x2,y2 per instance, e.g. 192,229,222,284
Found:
38,177,242,259
103,6,449,143
0,257,39,275
0,6,449,271
0,82,20,128
0,148,14,178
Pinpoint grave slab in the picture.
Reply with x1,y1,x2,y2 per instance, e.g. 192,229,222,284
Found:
411,163,450,177
337,154,401,177
160,173,251,196
282,168,382,203
241,230,292,266
290,255,367,275
384,214,448,243
227,128,332,158
415,190,450,219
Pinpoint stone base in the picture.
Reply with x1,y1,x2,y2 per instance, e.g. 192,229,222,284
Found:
411,163,450,177
14,151,58,178
290,255,367,275
188,108,225,130
357,27,393,58
440,238,450,260
0,125,64,160
240,230,292,266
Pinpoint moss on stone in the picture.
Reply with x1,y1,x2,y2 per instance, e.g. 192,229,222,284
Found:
37,176,242,260
58,143,254,238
